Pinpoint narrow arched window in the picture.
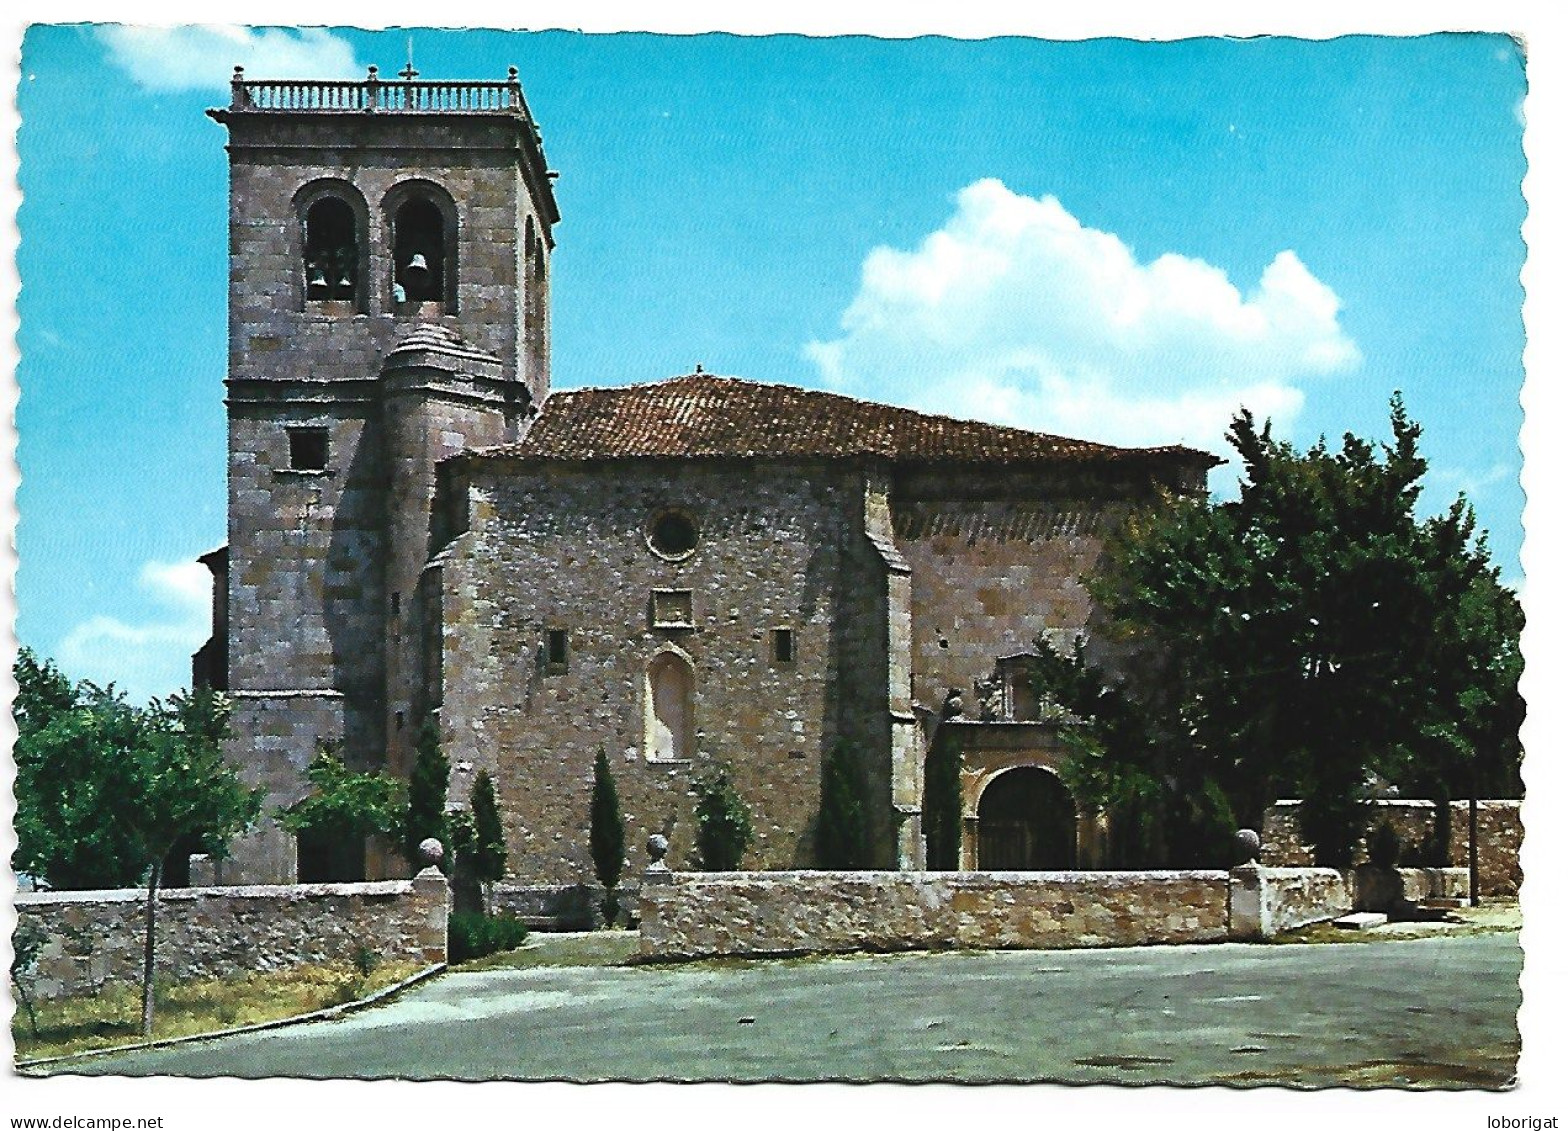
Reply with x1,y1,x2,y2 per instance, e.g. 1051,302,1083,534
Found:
645,652,694,762
304,197,358,302
393,198,446,304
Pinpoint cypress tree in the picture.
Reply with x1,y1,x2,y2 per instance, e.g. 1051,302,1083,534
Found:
589,749,626,925
923,732,963,870
405,718,449,867
817,739,868,868
471,770,506,912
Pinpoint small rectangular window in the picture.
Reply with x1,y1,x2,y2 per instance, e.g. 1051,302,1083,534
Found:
288,427,329,471
772,628,795,664
546,628,569,670
650,589,695,630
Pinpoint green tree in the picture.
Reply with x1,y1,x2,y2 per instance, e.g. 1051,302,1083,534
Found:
922,730,964,870
130,689,263,1035
404,718,449,867
11,658,263,1036
470,770,507,913
278,745,407,849
13,647,77,733
589,749,626,924
1034,397,1518,868
694,763,753,871
817,739,869,868
13,672,148,889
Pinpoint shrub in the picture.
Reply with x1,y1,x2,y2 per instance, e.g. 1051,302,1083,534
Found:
446,808,481,914
695,763,752,871
448,911,530,963
351,943,380,980
11,920,47,1039
279,743,405,844
1367,820,1402,869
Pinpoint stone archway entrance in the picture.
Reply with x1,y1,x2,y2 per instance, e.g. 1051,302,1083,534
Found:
976,766,1077,871
931,719,1107,870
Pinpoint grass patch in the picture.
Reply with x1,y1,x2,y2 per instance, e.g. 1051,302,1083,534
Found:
456,930,640,971
1270,899,1521,945
13,957,425,1063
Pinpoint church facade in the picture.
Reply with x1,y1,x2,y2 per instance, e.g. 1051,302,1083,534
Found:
198,68,1216,891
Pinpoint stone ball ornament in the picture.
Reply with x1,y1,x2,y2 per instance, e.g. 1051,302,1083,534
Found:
1234,828,1262,864
418,837,445,867
647,833,670,864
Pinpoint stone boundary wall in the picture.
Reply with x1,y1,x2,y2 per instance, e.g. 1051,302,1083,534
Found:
639,864,1473,960
15,869,449,1002
639,870,1231,960
1352,866,1470,912
1261,800,1521,896
1229,865,1350,940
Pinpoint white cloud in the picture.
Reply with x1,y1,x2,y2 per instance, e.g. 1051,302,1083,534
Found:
58,558,213,703
806,178,1360,457
1428,461,1515,498
97,26,362,92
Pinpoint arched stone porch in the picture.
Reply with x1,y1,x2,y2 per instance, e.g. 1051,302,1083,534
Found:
942,720,1108,870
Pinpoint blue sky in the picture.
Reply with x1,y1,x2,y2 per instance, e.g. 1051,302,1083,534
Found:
15,27,1527,702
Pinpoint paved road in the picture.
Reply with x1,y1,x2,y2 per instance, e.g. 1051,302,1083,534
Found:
58,934,1520,1087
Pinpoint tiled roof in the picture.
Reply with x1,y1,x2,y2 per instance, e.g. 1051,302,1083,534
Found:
475,374,1219,468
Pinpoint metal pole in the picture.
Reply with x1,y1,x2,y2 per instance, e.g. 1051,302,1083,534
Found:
1469,765,1481,908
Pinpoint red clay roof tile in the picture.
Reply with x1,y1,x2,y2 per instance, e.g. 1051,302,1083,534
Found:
476,374,1219,469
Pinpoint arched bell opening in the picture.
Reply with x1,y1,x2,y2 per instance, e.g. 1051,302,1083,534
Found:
304,197,359,303
393,197,447,304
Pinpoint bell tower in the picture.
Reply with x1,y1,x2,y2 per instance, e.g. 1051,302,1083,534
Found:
206,66,559,882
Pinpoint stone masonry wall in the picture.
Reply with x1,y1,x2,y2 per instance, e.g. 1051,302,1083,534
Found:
638,869,1231,960
894,464,1203,721
1228,865,1351,940
14,870,448,1002
438,458,882,885
223,691,348,883
223,113,551,396
1262,800,1521,895
216,106,552,884
895,490,1111,716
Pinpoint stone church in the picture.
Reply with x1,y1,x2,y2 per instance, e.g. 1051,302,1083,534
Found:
197,67,1217,896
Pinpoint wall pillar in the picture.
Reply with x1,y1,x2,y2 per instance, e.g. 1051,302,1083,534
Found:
895,805,924,870
411,865,452,964
1075,806,1109,870
960,815,980,870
